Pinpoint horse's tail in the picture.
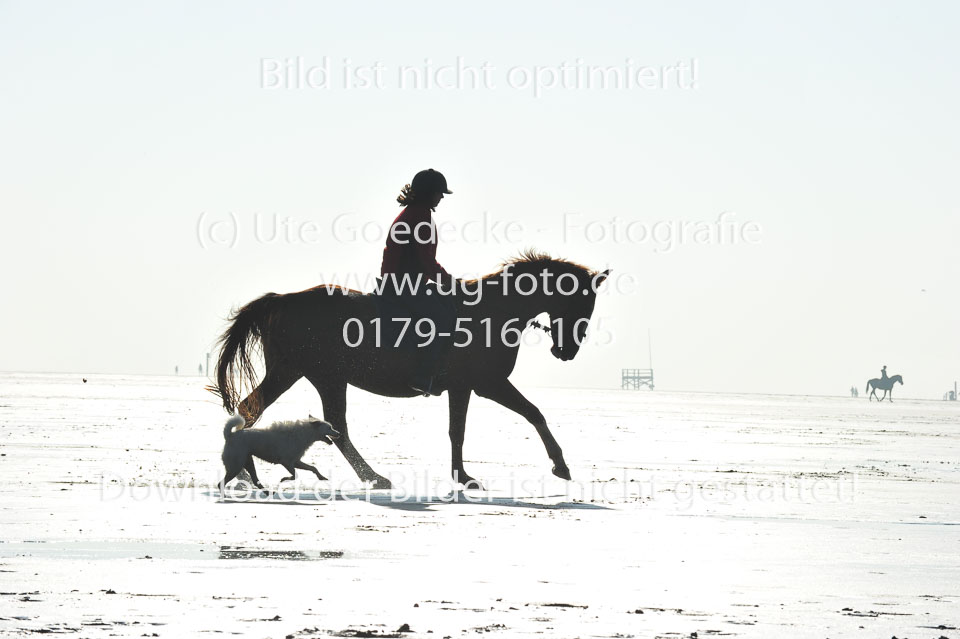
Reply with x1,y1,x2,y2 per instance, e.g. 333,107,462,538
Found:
865,380,872,394
208,293,282,415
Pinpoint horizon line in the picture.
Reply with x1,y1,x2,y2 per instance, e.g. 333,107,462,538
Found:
0,369,954,403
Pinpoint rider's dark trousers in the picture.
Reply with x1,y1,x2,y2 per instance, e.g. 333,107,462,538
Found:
378,278,457,380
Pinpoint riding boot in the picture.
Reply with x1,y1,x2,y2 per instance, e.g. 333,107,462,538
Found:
407,283,456,396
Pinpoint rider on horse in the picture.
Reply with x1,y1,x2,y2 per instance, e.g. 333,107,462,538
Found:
379,169,458,396
881,365,888,381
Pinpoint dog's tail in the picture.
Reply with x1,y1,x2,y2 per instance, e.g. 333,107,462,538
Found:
223,414,246,439
207,292,282,416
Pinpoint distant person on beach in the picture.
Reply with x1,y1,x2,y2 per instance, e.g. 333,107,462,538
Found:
881,365,889,381
379,168,458,396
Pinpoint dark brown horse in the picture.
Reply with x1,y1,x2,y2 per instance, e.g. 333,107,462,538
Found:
210,250,610,489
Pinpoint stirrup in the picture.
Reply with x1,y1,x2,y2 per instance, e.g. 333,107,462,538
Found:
409,377,436,396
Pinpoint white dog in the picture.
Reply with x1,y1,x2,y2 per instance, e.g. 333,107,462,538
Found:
219,415,339,491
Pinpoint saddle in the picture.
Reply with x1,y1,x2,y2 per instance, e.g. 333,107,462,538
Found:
372,276,460,354
371,279,423,351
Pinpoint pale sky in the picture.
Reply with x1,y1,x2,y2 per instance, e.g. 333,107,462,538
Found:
1,1,958,398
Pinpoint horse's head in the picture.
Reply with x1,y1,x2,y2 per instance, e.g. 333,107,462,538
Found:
893,374,904,385
549,267,610,361
499,251,610,362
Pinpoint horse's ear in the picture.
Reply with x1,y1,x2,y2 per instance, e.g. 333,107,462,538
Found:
594,269,611,288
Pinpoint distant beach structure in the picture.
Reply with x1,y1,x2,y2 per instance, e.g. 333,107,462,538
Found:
622,368,654,390
944,382,957,401
622,330,655,390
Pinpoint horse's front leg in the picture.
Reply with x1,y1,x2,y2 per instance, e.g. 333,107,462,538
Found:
308,378,392,489
448,388,483,489
475,379,570,480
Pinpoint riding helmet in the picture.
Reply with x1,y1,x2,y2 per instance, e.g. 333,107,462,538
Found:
411,168,453,195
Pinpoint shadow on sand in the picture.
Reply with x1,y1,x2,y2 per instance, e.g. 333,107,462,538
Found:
213,488,611,511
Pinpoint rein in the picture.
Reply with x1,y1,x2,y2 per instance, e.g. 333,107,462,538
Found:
529,319,552,334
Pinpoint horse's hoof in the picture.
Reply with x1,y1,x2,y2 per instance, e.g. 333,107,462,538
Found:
453,470,484,490
552,464,572,481
369,477,393,490
456,476,485,491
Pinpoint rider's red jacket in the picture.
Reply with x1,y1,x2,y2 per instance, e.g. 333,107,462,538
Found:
380,203,450,283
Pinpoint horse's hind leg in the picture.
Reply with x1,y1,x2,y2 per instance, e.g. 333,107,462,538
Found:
237,369,301,426
307,377,392,489
475,379,571,480
230,370,300,484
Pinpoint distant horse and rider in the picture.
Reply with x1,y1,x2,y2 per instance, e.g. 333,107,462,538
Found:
866,365,903,402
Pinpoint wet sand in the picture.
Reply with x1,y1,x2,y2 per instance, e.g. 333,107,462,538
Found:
0,373,957,637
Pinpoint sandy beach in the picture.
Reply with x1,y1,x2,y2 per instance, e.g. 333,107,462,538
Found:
0,372,957,637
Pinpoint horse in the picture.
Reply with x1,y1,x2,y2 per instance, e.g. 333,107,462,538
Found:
866,374,903,402
209,250,610,489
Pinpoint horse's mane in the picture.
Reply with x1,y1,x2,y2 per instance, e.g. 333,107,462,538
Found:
301,283,364,295
462,248,597,284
